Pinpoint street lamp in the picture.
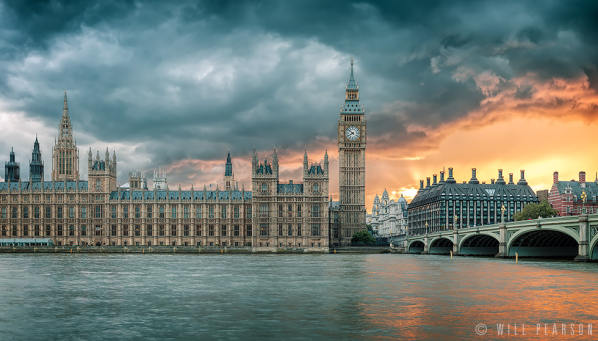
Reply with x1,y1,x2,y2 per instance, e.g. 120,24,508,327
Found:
453,215,458,230
581,191,587,215
425,222,429,235
500,204,506,224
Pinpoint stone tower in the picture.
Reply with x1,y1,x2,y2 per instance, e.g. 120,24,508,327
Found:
88,148,117,193
52,91,80,181
4,148,20,182
337,59,367,245
224,152,235,190
29,136,44,182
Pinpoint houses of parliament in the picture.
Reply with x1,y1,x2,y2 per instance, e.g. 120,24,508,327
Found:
0,62,367,250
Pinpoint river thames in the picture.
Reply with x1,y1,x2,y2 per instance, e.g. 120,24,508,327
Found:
0,254,597,340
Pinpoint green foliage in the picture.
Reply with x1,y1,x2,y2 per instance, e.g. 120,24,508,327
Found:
351,229,376,246
514,200,558,221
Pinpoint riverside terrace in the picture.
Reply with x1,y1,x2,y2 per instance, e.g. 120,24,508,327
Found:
391,214,598,261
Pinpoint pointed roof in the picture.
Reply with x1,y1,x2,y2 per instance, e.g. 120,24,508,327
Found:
347,58,358,90
225,152,233,177
57,91,75,146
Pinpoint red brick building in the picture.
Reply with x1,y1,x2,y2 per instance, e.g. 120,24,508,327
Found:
548,171,598,216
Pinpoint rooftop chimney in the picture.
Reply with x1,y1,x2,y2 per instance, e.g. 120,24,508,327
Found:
553,171,559,184
579,171,586,184
440,171,445,183
419,180,424,189
491,179,495,184
433,174,437,185
508,173,514,184
469,168,479,184
447,167,456,183
496,169,505,185
517,170,528,185
426,177,430,188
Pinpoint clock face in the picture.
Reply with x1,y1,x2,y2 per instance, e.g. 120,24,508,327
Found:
345,126,360,141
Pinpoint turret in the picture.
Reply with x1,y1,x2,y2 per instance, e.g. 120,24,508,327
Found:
496,169,506,185
469,168,479,184
517,170,527,185
29,137,44,182
4,147,20,182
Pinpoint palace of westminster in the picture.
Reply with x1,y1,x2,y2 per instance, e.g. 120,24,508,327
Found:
0,62,368,250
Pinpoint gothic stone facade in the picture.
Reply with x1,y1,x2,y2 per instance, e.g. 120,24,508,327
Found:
0,93,329,251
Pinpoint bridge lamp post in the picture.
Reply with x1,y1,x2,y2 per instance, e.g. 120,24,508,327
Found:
500,205,506,224
581,191,587,215
453,215,457,230
425,222,429,235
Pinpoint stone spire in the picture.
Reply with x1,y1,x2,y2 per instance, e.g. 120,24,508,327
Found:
5,147,20,182
53,91,79,181
225,152,233,177
347,57,358,90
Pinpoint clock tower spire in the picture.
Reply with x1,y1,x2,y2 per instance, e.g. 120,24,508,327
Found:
337,58,367,246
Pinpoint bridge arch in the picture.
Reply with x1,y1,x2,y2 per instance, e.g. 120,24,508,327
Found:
407,240,425,254
507,227,579,258
429,237,453,255
589,234,598,261
458,233,500,256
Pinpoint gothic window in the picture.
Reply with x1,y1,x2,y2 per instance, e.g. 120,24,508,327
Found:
23,225,28,236
234,206,239,219
95,225,101,236
287,204,292,217
1,207,6,219
81,225,86,236
287,224,292,236
184,205,190,219
171,206,177,219
297,223,302,236
135,206,141,218
278,224,283,236
313,183,319,193
278,204,283,217
221,225,227,236
260,224,268,236
81,207,87,219
171,225,177,236
45,225,51,236
297,205,302,217
123,206,129,218
159,205,165,218
34,206,40,218
233,225,239,236
259,204,268,217
208,225,214,236
209,205,214,218
246,206,252,218
23,206,29,218
95,205,102,218
159,225,165,236
57,225,63,236
147,205,153,218
123,225,129,236
184,224,189,236
95,179,101,191
247,225,252,236
147,225,153,236
68,225,74,236
69,206,74,218
135,225,141,236
311,223,321,236
261,183,268,192
195,225,201,236
111,206,117,218
195,205,202,219
220,206,226,219
311,204,320,218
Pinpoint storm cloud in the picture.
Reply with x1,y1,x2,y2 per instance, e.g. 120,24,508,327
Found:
1,0,597,197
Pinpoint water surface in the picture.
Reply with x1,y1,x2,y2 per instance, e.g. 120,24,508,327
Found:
0,254,597,340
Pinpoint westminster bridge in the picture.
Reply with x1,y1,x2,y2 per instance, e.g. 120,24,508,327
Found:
391,214,598,261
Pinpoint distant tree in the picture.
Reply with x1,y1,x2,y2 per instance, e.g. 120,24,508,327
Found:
351,230,376,246
366,224,376,236
514,200,558,221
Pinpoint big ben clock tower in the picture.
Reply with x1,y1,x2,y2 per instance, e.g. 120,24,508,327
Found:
338,59,366,246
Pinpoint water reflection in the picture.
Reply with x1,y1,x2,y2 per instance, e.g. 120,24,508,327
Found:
0,254,596,340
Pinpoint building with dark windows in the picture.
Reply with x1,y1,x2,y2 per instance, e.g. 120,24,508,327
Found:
548,171,598,216
4,148,20,182
408,168,538,235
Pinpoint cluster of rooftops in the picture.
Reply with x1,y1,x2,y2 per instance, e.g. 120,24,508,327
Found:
410,168,538,207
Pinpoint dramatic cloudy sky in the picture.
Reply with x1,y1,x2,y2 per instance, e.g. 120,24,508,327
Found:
1,0,598,210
